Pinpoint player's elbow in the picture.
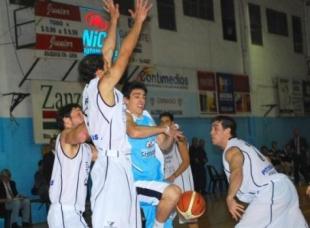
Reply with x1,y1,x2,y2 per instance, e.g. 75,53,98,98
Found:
77,131,89,143
127,127,141,138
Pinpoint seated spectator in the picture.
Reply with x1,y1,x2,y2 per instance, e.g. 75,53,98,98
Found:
0,169,31,228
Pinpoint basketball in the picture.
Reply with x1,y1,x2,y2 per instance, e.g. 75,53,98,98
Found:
176,191,206,220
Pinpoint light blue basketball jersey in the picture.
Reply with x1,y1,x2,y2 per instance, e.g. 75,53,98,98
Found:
128,110,163,181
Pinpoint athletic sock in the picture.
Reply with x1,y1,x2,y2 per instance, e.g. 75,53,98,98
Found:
153,219,164,228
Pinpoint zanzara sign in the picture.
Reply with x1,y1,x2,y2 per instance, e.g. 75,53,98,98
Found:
31,80,84,144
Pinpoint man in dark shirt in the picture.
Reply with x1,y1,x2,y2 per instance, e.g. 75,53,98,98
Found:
0,169,31,228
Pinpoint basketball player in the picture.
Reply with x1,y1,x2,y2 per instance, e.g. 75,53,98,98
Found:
79,1,153,227
48,104,97,228
122,81,182,228
159,112,199,228
210,115,308,227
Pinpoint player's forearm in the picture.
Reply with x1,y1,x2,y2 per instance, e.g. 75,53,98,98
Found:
227,169,243,200
127,124,167,138
103,18,118,63
64,122,89,144
118,20,143,59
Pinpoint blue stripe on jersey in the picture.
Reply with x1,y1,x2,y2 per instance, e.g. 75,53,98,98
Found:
96,93,110,124
242,151,269,188
93,157,109,209
128,113,163,181
266,181,275,227
74,148,83,210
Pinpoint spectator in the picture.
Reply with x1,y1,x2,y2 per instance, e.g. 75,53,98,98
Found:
0,169,31,228
190,137,208,194
288,128,309,185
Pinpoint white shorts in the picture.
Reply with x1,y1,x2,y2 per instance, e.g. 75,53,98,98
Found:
47,204,88,228
237,174,308,228
135,180,169,206
91,154,141,228
173,171,198,224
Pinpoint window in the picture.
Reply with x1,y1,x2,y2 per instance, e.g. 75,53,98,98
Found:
248,3,262,45
183,0,214,20
114,0,134,16
220,0,237,41
266,9,288,36
157,0,176,31
292,16,303,53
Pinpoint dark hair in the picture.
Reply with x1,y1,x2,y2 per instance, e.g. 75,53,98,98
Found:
122,81,148,98
56,104,82,131
159,112,174,122
78,54,104,83
211,115,237,137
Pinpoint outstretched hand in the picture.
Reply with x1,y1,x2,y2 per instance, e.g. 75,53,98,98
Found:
226,197,245,221
103,0,120,21
129,0,152,23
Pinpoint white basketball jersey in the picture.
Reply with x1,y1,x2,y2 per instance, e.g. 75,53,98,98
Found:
164,143,195,192
49,134,92,212
223,138,277,203
82,78,131,156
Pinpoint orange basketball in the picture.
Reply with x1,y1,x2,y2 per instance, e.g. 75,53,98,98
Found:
176,191,206,220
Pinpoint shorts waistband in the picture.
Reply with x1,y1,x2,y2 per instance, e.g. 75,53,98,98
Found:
101,149,131,158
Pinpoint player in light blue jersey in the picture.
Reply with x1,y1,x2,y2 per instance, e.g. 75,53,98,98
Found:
123,81,183,228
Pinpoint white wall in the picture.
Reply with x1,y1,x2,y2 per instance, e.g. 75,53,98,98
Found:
0,0,308,118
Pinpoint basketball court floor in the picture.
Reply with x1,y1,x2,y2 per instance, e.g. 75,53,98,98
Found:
30,185,310,228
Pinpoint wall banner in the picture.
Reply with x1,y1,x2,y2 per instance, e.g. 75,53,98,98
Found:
234,75,251,113
278,78,293,113
197,71,217,114
216,73,235,114
129,66,199,117
31,80,83,144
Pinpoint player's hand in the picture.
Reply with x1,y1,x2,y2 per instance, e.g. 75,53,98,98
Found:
167,125,184,141
306,185,310,197
103,0,120,22
165,174,176,183
129,0,152,24
226,197,245,221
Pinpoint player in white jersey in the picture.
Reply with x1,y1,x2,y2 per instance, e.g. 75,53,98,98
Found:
78,1,152,227
48,104,97,228
159,112,199,228
210,115,308,228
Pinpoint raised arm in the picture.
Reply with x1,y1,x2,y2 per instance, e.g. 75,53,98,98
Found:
102,0,119,70
99,0,152,105
62,122,89,145
225,147,245,221
60,122,89,158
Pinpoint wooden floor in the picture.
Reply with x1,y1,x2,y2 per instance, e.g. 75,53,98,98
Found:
31,185,310,228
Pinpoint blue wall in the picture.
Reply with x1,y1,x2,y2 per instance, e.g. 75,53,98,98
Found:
0,118,42,196
0,116,310,196
173,116,310,171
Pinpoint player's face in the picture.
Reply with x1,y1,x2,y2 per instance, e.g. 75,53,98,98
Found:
69,107,84,127
210,121,228,148
160,116,173,127
127,89,146,116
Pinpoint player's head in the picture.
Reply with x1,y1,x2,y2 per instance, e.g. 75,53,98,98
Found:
210,115,236,148
56,104,83,131
78,54,104,84
159,112,174,127
122,81,148,116
0,169,11,182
